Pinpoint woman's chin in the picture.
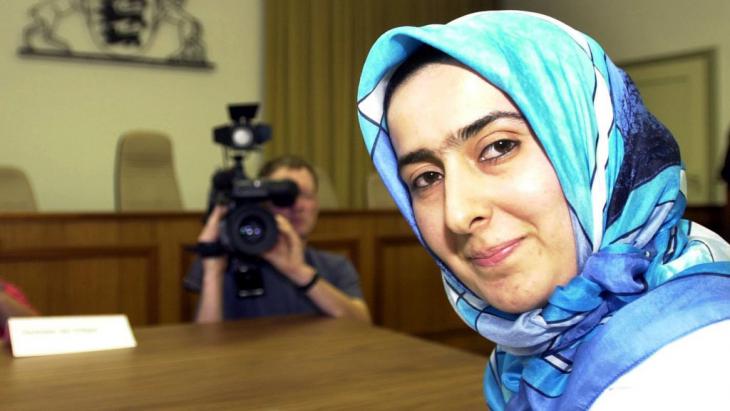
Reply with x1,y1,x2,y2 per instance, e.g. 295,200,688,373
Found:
480,286,550,314
493,299,545,314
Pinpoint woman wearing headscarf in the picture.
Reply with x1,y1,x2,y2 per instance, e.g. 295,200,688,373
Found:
357,11,730,410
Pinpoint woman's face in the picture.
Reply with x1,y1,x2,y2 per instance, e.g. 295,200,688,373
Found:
387,62,578,313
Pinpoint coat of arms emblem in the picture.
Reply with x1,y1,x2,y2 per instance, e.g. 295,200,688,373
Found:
19,0,213,69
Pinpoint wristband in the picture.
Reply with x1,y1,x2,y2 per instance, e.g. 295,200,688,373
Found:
188,242,226,258
297,272,320,292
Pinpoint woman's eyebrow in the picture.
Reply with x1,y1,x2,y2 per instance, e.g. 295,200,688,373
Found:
397,149,441,175
457,110,524,141
396,110,523,175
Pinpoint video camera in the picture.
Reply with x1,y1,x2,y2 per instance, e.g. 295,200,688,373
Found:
211,103,299,296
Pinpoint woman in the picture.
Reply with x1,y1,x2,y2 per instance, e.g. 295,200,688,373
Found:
357,11,730,410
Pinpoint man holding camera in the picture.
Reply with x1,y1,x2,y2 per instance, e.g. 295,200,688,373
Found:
187,156,371,323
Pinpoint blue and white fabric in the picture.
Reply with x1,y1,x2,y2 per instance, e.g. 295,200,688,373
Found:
356,10,730,410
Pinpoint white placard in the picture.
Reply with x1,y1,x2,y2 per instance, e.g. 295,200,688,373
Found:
8,314,137,357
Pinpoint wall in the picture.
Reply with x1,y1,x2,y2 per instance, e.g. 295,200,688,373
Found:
0,0,263,211
502,0,730,203
7,1,723,209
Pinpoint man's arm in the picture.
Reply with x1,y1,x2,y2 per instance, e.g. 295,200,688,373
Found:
264,215,371,323
194,206,227,324
195,262,225,323
286,263,371,323
306,282,371,323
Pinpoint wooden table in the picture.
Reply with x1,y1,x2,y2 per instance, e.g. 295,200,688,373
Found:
1,316,489,410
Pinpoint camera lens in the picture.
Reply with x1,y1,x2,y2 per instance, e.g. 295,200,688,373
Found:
221,205,279,255
238,216,265,244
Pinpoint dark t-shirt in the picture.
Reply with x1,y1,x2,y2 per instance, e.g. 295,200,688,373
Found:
183,248,363,319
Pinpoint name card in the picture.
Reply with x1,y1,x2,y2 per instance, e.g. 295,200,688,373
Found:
8,315,137,357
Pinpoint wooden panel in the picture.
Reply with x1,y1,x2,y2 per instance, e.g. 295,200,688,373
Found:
0,212,201,324
0,247,157,325
375,235,456,332
374,235,496,356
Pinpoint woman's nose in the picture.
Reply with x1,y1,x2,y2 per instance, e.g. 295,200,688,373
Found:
443,166,492,235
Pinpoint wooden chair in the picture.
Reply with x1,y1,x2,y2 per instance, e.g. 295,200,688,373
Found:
0,166,37,212
115,130,183,211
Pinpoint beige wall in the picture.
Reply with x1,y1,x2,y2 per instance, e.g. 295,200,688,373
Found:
8,1,724,210
503,0,730,203
0,0,263,211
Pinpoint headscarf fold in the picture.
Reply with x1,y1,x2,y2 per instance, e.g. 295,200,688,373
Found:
357,10,730,409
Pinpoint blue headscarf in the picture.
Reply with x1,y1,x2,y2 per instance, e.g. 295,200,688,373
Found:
357,10,730,410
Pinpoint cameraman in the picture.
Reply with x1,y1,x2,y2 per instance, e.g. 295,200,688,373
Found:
186,155,371,323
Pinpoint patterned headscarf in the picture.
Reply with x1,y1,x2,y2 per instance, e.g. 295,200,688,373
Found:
357,10,730,410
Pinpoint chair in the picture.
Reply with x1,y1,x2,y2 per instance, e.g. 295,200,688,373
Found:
314,166,340,210
115,130,183,211
367,172,397,209
0,166,37,211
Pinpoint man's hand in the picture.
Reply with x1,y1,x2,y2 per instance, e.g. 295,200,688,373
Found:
263,210,370,323
198,205,228,274
262,214,316,286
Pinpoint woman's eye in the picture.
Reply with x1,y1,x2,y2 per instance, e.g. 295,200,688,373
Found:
479,139,519,162
411,171,443,190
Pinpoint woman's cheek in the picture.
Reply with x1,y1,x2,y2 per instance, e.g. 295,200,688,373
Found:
509,168,561,215
414,204,445,247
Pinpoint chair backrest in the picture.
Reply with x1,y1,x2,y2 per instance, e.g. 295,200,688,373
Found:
115,130,183,211
0,166,37,212
314,166,339,210
367,172,397,209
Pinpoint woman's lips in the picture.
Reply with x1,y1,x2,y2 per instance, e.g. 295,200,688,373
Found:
469,238,523,267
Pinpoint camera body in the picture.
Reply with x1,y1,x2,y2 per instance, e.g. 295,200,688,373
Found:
216,176,298,256
212,103,298,258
